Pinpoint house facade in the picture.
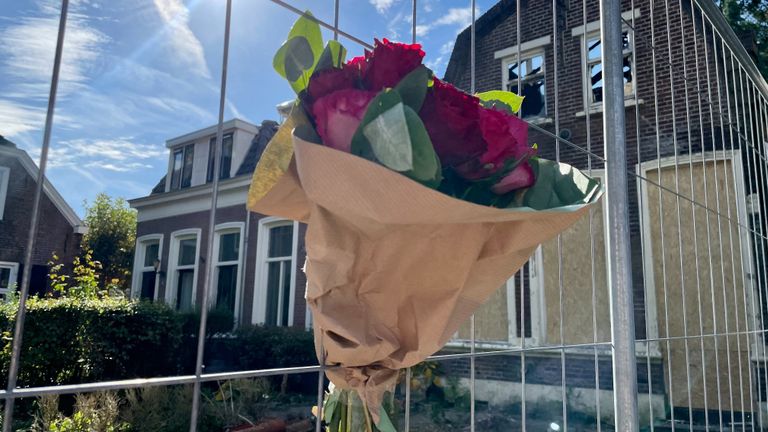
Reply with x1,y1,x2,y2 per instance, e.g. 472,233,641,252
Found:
0,136,86,297
443,0,763,426
128,119,310,328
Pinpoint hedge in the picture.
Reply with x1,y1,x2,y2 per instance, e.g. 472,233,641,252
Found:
0,297,183,388
0,297,318,389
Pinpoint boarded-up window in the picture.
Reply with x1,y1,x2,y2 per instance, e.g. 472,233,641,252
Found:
642,155,749,412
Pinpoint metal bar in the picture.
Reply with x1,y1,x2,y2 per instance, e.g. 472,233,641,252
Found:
404,367,411,432
469,1,476,430
1,0,69,429
726,47,757,431
701,10,732,427
411,0,416,45
268,0,373,49
189,0,232,430
712,25,746,430
333,0,339,41
599,0,639,429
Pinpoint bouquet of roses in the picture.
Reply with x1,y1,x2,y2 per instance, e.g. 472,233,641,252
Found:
248,12,602,431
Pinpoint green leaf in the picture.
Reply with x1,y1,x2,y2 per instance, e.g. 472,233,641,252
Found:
363,101,414,172
393,65,431,111
352,90,441,187
374,405,397,432
512,158,602,210
315,40,347,73
476,90,525,114
273,11,324,94
402,105,442,185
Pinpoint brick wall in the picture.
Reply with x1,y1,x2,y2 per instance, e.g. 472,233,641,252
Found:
0,154,81,293
136,204,308,327
443,0,734,340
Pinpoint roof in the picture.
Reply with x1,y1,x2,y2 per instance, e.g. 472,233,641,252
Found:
236,120,279,176
148,119,279,196
443,0,518,85
0,135,17,148
0,138,86,233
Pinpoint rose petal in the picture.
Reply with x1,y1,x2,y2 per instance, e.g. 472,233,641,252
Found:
491,162,535,194
312,89,376,153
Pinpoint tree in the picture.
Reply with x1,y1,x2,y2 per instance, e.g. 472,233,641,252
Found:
81,193,137,291
719,0,768,79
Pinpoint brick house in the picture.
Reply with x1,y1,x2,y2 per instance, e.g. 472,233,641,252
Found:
128,118,310,328
442,0,764,425
0,136,86,297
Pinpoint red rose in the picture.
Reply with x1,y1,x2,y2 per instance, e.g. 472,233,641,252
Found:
346,54,369,76
363,38,425,91
477,106,531,167
455,106,534,181
312,89,376,153
419,79,485,167
491,161,535,194
307,65,360,105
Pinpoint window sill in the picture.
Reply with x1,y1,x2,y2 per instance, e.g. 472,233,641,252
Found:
575,98,644,117
525,116,553,126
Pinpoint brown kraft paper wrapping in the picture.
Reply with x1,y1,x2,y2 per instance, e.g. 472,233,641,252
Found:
248,135,600,416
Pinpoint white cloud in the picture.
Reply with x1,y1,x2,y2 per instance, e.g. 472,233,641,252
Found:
0,101,46,136
0,8,108,99
415,7,478,37
28,138,165,171
370,0,398,14
153,0,211,79
425,41,456,76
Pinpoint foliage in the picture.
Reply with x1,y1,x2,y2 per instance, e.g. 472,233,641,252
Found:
0,297,183,388
719,0,768,79
48,250,120,299
34,393,128,432
179,307,235,336
226,325,317,371
81,193,137,292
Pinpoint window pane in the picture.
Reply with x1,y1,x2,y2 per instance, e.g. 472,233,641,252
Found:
216,264,238,315
220,135,232,180
218,232,240,262
268,225,294,258
590,63,603,103
178,238,197,266
170,149,183,190
587,37,601,61
140,271,156,300
507,61,519,83
622,31,630,51
177,269,194,311
623,54,633,88
207,138,215,182
265,261,281,326
143,242,159,267
281,261,292,327
530,54,543,75
519,78,546,118
181,144,194,188
0,268,9,289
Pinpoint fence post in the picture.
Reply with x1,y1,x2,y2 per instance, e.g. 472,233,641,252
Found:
599,0,640,430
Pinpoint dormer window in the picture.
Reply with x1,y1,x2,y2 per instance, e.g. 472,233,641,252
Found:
207,133,233,182
170,143,194,190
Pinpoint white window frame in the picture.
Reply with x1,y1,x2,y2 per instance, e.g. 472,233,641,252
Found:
0,261,19,297
573,9,640,110
210,222,245,322
500,49,548,122
449,254,546,350
252,217,299,326
0,167,9,220
636,154,750,357
166,228,201,310
131,234,163,301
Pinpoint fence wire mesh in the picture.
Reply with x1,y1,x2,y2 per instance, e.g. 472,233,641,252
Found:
3,0,768,430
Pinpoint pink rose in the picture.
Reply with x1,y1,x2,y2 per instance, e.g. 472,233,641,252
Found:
307,65,360,104
491,161,535,194
311,89,376,153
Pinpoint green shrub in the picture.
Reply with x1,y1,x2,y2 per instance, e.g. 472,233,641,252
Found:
227,325,317,370
0,297,183,388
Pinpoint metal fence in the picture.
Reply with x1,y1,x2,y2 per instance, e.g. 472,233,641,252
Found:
5,0,768,430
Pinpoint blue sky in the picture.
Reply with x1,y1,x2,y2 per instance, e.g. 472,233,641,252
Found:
0,0,498,216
